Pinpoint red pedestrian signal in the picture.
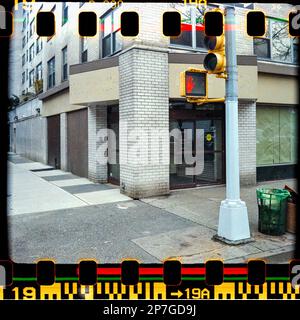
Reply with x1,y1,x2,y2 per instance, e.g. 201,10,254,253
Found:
180,69,207,98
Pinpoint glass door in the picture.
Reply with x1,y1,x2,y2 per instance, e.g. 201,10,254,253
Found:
170,104,225,189
170,120,195,188
195,119,224,185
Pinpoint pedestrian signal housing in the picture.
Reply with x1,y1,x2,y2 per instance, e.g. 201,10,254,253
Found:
203,34,226,78
180,69,208,99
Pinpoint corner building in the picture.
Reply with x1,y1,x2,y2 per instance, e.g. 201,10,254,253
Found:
9,3,298,199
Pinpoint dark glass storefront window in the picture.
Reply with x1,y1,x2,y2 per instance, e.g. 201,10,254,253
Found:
195,119,223,184
108,106,120,184
170,101,225,189
170,120,194,186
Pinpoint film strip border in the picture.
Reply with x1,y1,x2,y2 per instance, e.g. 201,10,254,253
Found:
1,6,300,38
1,260,300,299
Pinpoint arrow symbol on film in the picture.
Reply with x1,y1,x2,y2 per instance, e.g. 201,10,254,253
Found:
170,290,183,298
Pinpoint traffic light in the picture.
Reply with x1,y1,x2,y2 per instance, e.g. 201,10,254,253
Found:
180,69,207,99
203,35,226,77
203,9,226,80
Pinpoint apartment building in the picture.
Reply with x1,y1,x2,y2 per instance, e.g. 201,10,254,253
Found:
8,2,298,198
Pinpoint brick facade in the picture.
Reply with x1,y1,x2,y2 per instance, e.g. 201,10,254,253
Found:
88,105,108,183
8,3,297,196
119,47,170,198
238,100,257,185
235,7,253,55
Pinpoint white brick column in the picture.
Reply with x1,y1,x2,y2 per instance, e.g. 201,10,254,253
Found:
60,112,68,171
235,8,254,55
119,47,170,199
88,105,108,183
238,99,257,185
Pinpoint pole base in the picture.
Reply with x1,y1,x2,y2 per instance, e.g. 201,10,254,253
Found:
216,199,252,243
213,234,254,245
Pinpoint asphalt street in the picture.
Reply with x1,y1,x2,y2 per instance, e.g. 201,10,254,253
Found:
7,153,297,264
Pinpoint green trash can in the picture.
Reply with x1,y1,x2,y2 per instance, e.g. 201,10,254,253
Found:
256,188,290,236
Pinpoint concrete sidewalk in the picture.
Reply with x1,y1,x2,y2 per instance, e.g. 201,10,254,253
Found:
8,153,131,215
8,153,297,263
139,180,296,263
8,161,87,215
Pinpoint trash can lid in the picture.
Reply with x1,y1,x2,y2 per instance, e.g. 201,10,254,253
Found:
256,188,290,200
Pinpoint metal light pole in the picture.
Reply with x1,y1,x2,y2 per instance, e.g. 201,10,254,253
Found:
216,6,251,244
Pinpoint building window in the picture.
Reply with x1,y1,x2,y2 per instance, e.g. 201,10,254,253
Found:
254,17,298,64
26,69,28,80
257,106,298,166
47,57,55,89
26,49,28,62
80,37,88,63
29,69,35,87
62,2,68,25
293,38,298,64
22,15,26,31
62,46,68,81
29,18,35,37
22,36,26,48
47,5,56,41
29,44,34,62
101,8,122,58
35,62,43,93
169,4,207,50
36,62,43,80
22,72,25,84
36,37,43,54
22,54,25,66
253,38,270,59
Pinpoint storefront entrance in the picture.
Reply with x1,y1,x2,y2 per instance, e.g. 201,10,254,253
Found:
47,115,61,169
107,105,120,184
170,101,225,189
67,108,88,178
